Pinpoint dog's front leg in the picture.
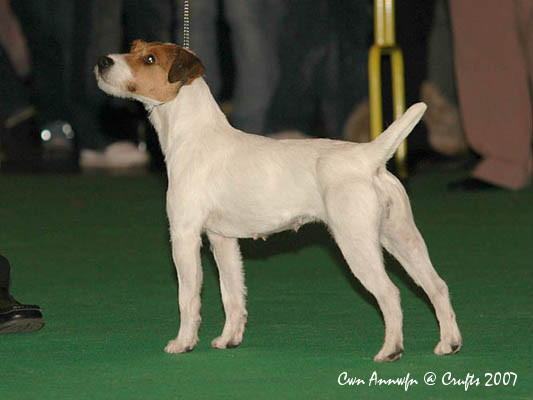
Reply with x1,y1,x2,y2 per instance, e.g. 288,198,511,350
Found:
165,230,203,354
207,232,248,349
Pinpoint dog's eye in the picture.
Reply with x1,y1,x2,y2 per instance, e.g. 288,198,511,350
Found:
143,55,156,65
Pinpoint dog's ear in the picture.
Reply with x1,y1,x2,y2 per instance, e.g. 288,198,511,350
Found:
130,39,146,52
168,48,205,85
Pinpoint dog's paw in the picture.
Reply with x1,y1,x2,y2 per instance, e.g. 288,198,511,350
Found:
434,340,462,356
164,338,197,354
373,345,404,363
211,335,241,349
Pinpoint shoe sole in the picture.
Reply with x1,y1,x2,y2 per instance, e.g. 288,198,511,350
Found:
0,318,45,334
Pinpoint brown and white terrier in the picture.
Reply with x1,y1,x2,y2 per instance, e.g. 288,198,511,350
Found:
95,40,462,362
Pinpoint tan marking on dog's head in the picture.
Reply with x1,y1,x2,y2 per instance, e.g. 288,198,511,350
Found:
124,40,205,102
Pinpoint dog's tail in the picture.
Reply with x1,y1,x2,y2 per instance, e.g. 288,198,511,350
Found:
367,102,427,166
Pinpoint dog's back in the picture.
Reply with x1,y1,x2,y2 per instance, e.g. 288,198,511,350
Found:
95,41,461,362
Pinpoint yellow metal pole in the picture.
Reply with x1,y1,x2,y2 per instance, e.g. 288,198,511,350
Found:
369,44,383,141
390,48,407,178
384,0,396,45
368,0,408,178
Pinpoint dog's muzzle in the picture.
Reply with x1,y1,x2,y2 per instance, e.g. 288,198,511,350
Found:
97,56,114,73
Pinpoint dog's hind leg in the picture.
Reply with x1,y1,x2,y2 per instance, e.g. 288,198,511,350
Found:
377,173,462,356
325,184,404,362
207,232,248,349
165,230,204,354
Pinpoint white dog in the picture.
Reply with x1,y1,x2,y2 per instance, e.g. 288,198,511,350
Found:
95,40,462,362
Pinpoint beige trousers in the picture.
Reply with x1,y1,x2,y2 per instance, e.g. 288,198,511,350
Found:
449,0,533,189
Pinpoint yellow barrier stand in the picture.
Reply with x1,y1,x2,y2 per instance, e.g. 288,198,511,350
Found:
369,0,407,178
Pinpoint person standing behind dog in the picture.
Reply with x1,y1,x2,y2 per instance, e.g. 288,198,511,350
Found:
263,0,371,140
8,0,170,171
179,0,284,135
447,0,533,190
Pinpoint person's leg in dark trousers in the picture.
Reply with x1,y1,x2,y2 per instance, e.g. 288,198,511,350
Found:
181,0,221,98
0,254,44,334
0,49,32,123
321,1,371,140
263,1,326,136
0,48,38,168
68,0,121,152
12,0,111,151
12,1,74,125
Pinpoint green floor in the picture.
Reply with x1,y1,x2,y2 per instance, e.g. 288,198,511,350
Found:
0,172,532,399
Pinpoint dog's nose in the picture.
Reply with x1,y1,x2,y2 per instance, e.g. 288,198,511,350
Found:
97,56,114,72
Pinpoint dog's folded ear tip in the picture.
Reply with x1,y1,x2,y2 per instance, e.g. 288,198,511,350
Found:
168,49,205,84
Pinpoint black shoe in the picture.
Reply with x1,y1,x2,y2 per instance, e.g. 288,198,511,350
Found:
448,177,500,192
411,149,480,174
0,295,44,334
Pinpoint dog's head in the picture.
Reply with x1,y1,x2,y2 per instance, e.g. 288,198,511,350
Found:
95,40,205,105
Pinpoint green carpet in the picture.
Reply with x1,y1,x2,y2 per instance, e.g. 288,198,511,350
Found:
0,172,531,399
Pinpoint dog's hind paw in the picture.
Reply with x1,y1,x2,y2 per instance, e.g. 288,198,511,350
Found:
211,335,241,349
164,338,197,354
373,347,404,363
374,345,403,362
434,340,462,355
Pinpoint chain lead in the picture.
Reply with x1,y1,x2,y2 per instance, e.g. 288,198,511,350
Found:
183,0,190,49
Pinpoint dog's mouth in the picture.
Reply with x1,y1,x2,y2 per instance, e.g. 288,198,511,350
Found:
94,66,103,79
94,67,110,89
94,66,126,99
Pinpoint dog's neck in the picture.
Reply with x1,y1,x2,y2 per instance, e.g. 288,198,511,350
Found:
146,77,229,158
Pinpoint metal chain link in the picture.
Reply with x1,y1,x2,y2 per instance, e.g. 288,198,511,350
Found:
183,0,190,49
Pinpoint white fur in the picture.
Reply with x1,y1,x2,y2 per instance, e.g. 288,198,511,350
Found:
96,63,462,362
